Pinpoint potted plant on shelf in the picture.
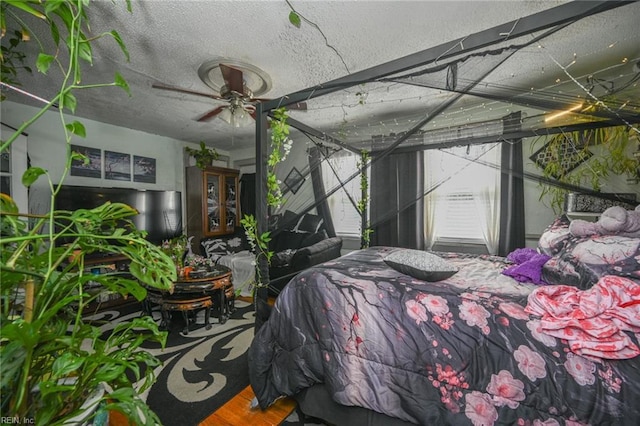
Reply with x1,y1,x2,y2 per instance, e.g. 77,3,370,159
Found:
1,1,176,425
185,141,220,170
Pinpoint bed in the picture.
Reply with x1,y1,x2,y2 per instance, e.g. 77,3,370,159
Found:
248,216,640,425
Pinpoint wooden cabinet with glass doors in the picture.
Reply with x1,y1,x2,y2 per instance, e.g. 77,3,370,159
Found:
186,166,240,250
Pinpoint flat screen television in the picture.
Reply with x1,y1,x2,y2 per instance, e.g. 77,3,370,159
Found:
55,185,182,245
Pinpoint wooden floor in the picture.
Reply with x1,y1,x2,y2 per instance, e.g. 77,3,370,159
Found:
199,385,296,426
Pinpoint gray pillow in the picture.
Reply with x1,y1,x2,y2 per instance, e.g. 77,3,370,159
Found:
384,249,458,282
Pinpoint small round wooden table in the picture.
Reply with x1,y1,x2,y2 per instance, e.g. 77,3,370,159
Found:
145,265,233,334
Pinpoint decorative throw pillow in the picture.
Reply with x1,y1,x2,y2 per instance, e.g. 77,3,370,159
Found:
201,238,226,263
295,213,324,233
542,235,640,289
281,210,299,230
537,214,572,256
384,249,458,282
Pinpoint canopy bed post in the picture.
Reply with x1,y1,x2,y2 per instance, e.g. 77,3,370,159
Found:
498,111,526,256
254,101,271,331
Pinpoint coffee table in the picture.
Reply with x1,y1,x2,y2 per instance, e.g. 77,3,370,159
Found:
145,265,233,334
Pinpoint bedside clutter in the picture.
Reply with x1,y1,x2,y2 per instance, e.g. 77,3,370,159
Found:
200,211,343,298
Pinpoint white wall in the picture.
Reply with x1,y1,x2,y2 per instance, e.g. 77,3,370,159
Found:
1,101,191,216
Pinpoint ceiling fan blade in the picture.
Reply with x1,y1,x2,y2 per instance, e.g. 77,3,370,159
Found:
288,101,307,111
220,64,244,93
152,82,225,100
196,105,227,122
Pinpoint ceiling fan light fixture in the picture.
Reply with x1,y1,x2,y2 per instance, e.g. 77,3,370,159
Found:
218,101,253,128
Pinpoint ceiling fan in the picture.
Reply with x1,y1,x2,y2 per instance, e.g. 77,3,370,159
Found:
152,61,306,127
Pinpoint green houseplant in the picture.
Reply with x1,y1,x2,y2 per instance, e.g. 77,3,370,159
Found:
1,1,176,424
185,141,220,170
532,125,640,212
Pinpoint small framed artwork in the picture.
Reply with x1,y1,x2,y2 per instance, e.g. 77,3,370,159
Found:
133,155,156,183
530,136,592,179
70,145,102,178
284,166,305,194
104,150,131,181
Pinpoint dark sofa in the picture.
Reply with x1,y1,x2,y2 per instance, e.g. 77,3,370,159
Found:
200,211,342,296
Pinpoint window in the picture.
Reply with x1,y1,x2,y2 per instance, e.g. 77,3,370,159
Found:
321,151,364,237
425,144,500,252
0,124,28,213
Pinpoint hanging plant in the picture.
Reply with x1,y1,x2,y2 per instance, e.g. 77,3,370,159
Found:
356,150,373,248
185,141,219,170
242,107,292,291
533,125,640,212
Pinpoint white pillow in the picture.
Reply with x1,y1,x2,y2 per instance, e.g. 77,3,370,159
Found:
384,249,458,282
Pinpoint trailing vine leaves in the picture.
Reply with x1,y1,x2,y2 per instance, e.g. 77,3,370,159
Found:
356,150,373,248
241,107,292,292
534,125,640,212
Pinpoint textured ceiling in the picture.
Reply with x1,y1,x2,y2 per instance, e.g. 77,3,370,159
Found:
2,1,639,153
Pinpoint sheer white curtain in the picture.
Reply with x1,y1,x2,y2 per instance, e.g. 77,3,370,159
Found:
424,144,500,252
320,150,362,237
472,144,501,254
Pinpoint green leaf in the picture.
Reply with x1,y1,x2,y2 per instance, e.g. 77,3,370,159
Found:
5,0,46,19
65,121,86,137
289,11,301,28
49,18,61,46
39,380,76,397
0,193,20,214
110,30,130,61
22,167,47,187
52,352,85,378
62,91,77,113
44,0,63,15
77,35,93,65
95,363,126,383
36,53,55,74
114,72,130,96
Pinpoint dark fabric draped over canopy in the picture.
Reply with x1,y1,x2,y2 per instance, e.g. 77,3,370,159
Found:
240,173,256,218
370,151,425,249
498,112,525,256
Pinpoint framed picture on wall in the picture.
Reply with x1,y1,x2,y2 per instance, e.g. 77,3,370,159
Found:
529,136,593,179
70,145,102,178
284,166,305,194
104,150,131,181
133,155,156,183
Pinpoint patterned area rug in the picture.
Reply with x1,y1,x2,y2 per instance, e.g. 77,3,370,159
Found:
87,299,255,426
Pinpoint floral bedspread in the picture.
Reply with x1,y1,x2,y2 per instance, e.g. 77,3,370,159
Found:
248,247,640,426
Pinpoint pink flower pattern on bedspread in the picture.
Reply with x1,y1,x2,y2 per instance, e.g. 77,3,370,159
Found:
249,247,640,426
525,275,640,360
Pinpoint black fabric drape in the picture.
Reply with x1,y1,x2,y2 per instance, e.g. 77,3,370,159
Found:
240,173,256,218
370,151,424,249
498,112,525,255
308,147,337,237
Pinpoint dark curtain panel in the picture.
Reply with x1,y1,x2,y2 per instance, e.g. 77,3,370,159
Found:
370,151,424,249
240,173,256,218
498,112,525,255
308,147,337,237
